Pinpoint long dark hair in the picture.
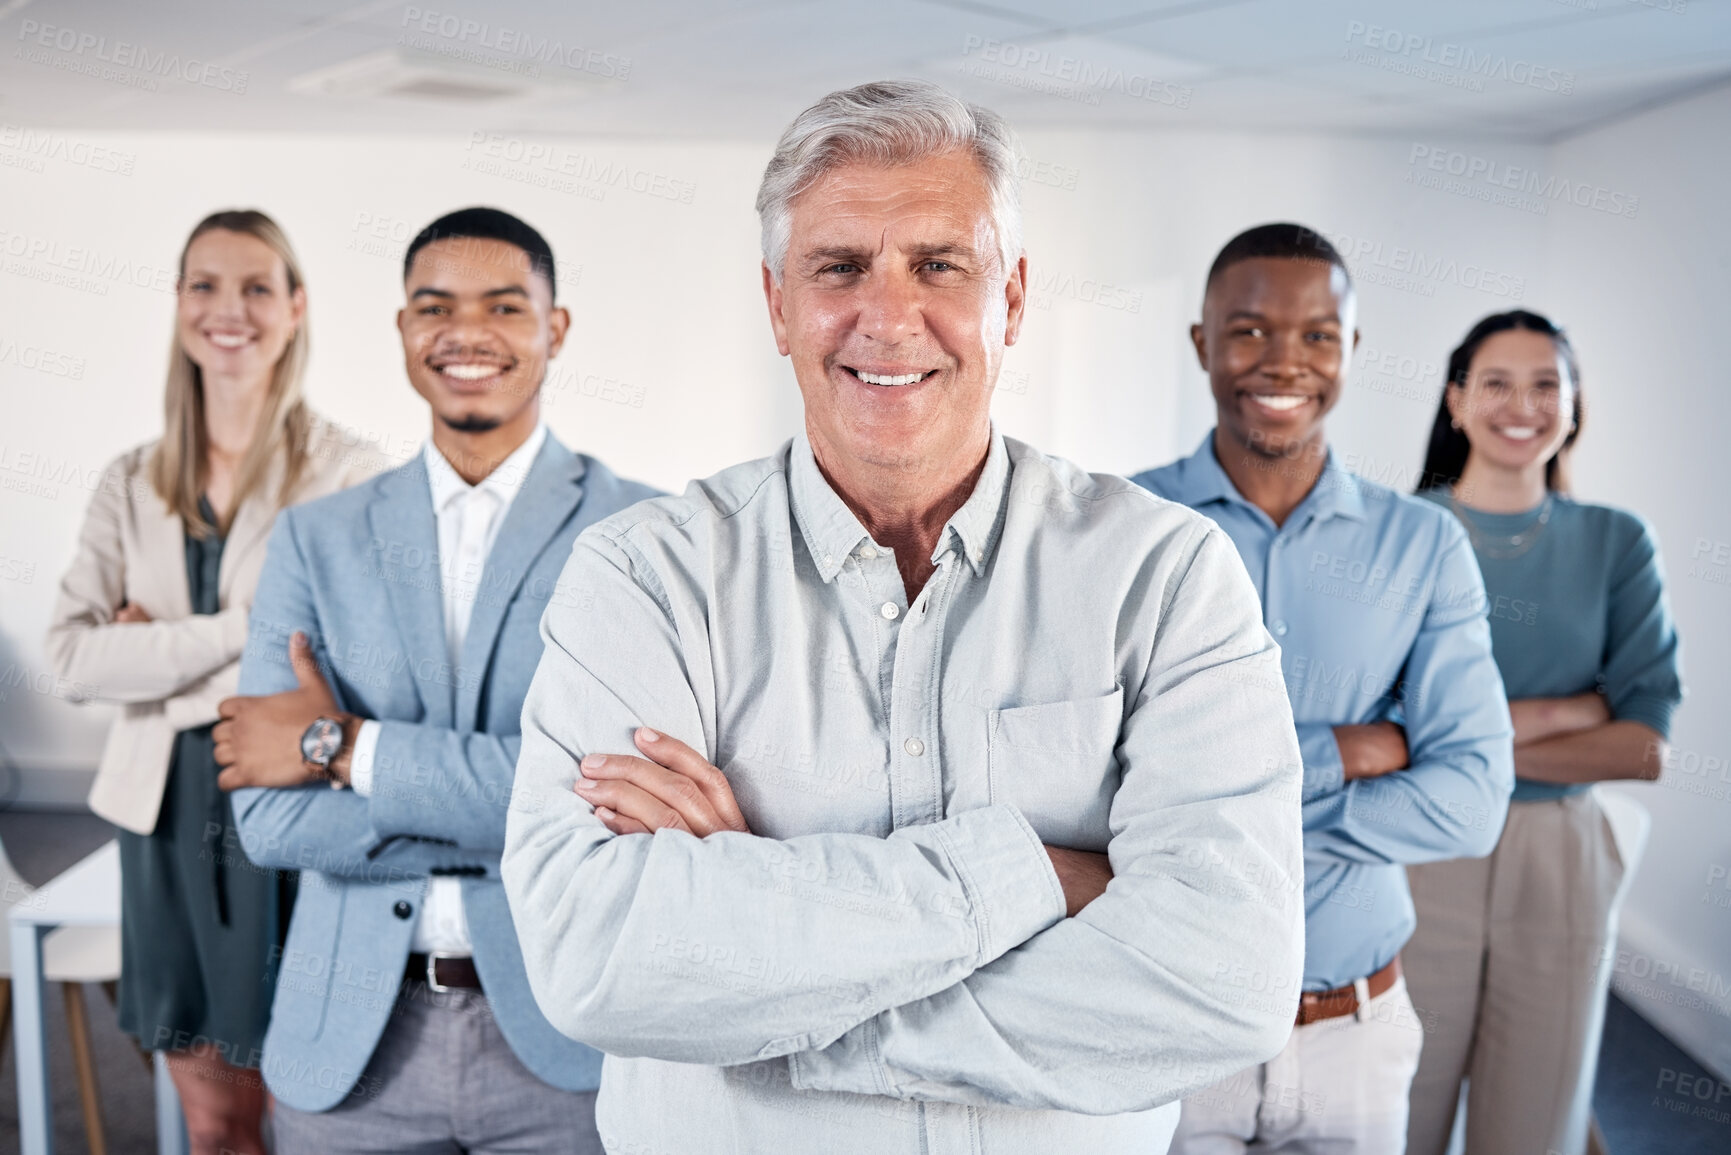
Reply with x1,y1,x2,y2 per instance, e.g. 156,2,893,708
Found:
1416,309,1583,495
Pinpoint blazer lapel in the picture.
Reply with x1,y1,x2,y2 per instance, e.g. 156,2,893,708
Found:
453,438,586,729
136,490,193,620
366,456,453,729
218,449,285,605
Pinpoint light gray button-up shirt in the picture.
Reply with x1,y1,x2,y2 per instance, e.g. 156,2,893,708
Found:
503,430,1304,1155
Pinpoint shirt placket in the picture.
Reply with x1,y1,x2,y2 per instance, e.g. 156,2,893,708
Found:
1265,520,1292,644
876,545,972,1155
450,490,494,662
853,545,956,835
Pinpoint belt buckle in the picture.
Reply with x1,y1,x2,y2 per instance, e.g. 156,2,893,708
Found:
425,951,457,994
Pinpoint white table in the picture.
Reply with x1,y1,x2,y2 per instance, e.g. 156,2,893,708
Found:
9,840,188,1155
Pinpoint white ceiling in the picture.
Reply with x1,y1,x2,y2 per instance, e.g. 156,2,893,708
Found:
2,0,1728,141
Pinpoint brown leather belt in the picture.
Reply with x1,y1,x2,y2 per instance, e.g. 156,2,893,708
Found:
406,952,483,993
1295,956,1400,1026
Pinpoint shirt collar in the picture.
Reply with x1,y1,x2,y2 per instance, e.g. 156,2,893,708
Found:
1176,429,1366,526
789,428,1010,584
422,422,548,514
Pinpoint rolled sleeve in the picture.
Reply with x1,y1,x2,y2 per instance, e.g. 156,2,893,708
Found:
1602,514,1683,741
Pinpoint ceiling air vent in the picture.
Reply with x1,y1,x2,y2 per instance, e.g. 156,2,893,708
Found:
290,45,620,103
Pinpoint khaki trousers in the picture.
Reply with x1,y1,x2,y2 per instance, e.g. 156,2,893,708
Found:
1404,790,1633,1155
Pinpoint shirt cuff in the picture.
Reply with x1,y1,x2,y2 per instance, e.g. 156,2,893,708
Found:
933,804,1065,967
348,720,381,796
1297,723,1345,803
787,1017,892,1097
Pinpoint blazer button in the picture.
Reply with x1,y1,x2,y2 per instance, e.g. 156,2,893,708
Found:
393,900,413,920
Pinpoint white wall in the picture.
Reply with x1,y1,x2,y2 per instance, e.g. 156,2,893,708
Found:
1538,83,1731,1082
0,111,1723,1070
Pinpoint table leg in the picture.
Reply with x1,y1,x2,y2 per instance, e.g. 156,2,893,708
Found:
62,983,107,1155
154,1050,189,1155
10,921,51,1155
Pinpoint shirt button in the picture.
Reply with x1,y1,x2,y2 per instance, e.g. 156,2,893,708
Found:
881,602,900,620
904,738,925,757
393,900,413,920
858,546,877,561
1272,619,1288,636
823,554,835,567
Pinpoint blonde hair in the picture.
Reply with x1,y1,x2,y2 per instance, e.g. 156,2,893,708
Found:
150,209,312,538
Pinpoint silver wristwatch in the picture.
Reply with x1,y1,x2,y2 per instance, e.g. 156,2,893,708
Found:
300,716,347,789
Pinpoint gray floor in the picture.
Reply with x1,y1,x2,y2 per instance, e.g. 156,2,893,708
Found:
1593,992,1731,1154
0,811,1726,1155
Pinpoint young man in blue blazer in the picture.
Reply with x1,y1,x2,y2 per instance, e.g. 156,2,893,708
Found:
214,207,659,1154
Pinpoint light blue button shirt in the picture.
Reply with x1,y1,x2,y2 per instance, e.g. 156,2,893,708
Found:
504,430,1305,1154
1133,432,1513,990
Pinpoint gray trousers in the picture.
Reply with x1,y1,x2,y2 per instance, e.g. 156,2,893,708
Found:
271,981,602,1155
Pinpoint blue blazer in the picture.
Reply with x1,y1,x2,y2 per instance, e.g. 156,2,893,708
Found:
233,434,660,1111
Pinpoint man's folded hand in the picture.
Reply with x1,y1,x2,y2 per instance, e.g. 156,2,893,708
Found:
576,727,752,836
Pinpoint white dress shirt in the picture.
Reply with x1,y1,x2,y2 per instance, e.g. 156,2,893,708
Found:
350,423,547,955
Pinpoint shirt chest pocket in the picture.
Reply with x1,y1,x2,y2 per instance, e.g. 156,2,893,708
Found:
987,686,1124,852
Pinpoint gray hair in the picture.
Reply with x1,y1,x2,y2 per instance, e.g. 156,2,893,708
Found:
756,80,1024,282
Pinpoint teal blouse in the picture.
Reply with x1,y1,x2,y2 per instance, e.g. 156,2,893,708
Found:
1421,489,1683,802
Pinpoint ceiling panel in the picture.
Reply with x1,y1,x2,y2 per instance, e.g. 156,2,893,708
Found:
1103,0,1613,72
0,0,1725,141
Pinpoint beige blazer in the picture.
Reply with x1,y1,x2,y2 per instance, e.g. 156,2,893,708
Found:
46,414,388,834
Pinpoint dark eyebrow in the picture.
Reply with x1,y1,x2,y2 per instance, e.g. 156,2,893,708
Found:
1222,310,1342,325
408,285,529,301
1477,365,1559,377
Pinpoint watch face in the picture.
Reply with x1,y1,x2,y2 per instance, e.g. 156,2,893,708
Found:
301,717,343,766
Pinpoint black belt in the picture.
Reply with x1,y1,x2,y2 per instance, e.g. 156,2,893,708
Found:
406,952,482,992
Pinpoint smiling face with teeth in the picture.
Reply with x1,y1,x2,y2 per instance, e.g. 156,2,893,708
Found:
1447,328,1576,477
1193,256,1357,468
763,149,1027,493
176,228,305,388
398,236,569,445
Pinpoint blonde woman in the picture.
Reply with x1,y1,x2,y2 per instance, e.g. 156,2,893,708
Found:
47,210,382,1155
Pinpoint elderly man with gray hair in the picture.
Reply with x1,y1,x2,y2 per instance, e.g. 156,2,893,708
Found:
501,80,1304,1154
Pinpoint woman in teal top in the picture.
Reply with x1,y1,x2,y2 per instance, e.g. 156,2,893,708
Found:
1402,310,1683,1155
